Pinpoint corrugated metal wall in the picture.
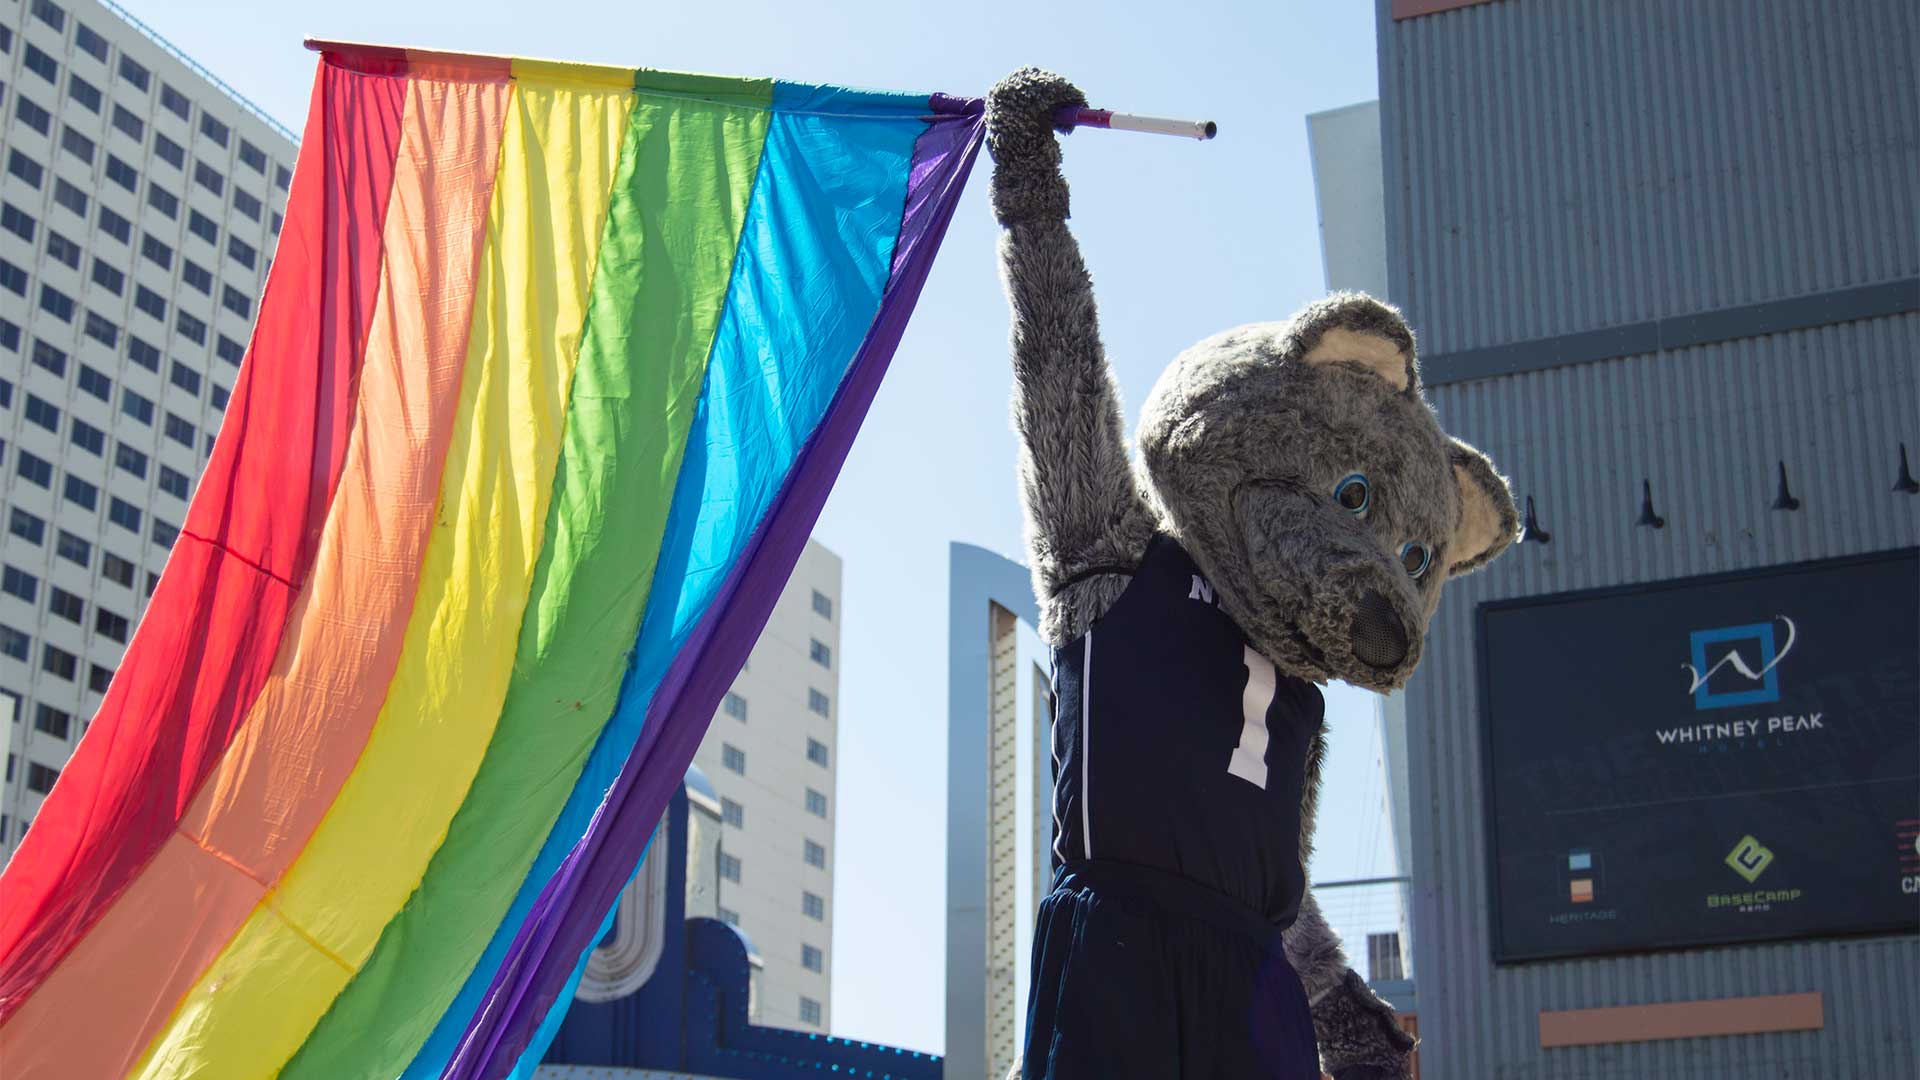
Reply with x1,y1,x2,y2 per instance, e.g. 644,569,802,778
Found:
1377,1,1920,1076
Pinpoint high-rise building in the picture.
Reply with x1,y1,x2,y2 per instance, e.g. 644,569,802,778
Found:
690,539,841,1031
1,0,296,859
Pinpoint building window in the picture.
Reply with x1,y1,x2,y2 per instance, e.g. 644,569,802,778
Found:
175,310,206,345
171,361,202,395
24,393,60,433
722,744,745,775
216,334,244,366
802,944,823,973
810,639,831,668
199,113,230,148
150,518,178,549
808,689,830,718
39,283,76,322
60,124,95,164
34,704,70,740
1,202,35,242
165,413,196,448
275,164,292,191
2,565,40,604
210,384,229,410
232,188,262,222
55,182,91,225
42,642,77,680
154,82,191,121
46,231,81,269
127,335,161,371
718,907,740,927
154,134,186,170
108,496,141,534
799,997,822,1026
94,607,129,644
146,181,178,219
181,261,212,295
141,232,174,270
0,319,16,351
112,104,145,141
69,417,104,455
804,840,826,869
238,140,266,173
83,311,118,347
159,465,189,500
226,235,255,269
66,75,100,115
806,788,828,818
48,587,84,624
89,663,114,693
718,852,741,882
27,762,60,795
91,259,126,296
116,443,148,479
15,450,54,489
9,509,46,546
119,55,151,93
63,473,98,511
188,210,219,245
97,205,131,243
133,286,167,322
806,738,830,768
101,552,134,587
221,285,252,320
802,891,825,921
57,531,92,569
0,257,28,295
122,387,154,424
812,590,833,619
8,150,46,189
722,692,747,722
14,95,53,136
721,797,744,827
193,160,223,196
23,43,59,85
30,1,67,32
0,626,29,661
75,23,109,64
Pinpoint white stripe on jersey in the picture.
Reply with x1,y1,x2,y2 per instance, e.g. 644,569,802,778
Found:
1051,655,1067,864
1081,630,1093,860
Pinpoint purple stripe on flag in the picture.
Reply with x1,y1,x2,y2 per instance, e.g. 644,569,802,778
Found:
445,96,985,1080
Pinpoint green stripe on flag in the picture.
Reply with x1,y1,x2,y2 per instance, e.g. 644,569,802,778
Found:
283,81,774,1079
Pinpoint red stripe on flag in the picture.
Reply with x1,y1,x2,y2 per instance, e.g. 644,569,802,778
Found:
0,62,408,1021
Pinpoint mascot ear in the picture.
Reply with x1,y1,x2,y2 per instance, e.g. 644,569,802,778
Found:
1296,294,1418,391
1447,438,1519,575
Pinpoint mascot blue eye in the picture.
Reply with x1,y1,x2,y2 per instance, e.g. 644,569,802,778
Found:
1333,473,1370,515
1400,541,1432,579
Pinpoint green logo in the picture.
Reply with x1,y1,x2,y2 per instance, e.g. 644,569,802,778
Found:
1725,835,1775,883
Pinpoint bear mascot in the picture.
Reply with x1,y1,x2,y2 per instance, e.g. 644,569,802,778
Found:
987,69,1521,1080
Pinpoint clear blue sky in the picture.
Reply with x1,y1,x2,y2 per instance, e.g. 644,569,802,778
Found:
129,0,1390,1054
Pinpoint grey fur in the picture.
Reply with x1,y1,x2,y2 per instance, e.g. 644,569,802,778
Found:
990,68,1516,1079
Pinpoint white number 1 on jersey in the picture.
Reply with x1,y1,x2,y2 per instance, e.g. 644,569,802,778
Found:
1229,645,1276,789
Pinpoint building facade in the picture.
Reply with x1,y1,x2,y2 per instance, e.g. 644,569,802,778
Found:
1378,1,1917,1077
691,538,842,1032
1,0,295,858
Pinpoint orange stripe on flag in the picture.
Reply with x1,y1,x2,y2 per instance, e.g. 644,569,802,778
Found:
0,73,510,1079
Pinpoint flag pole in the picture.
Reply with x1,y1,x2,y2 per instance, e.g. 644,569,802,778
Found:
1055,107,1217,141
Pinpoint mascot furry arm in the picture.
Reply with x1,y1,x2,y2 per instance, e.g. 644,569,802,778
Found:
988,67,1520,1080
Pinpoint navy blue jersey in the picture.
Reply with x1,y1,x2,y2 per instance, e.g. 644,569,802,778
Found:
1050,533,1323,927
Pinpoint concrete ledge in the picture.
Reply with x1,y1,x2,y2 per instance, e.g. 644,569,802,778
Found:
1539,991,1823,1048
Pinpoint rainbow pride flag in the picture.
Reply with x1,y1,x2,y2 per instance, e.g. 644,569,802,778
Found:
0,43,981,1080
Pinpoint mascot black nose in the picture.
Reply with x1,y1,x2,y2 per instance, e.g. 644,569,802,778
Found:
1350,590,1408,670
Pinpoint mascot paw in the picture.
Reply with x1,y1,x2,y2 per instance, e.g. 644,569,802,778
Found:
986,67,1088,224
1312,970,1417,1079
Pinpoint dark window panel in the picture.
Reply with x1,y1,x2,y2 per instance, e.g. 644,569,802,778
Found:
115,442,147,478
14,94,52,135
175,310,207,345
160,84,190,120
126,335,160,371
170,360,201,395
76,364,110,401
118,55,151,93
107,496,140,533
192,160,223,196
52,178,87,217
96,205,131,243
65,73,99,114
154,133,185,169
63,472,97,511
24,393,60,433
83,310,118,347
31,338,67,376
226,234,255,269
75,23,109,64
59,124,95,164
220,285,252,320
112,103,144,141
68,417,104,456
46,229,81,269
58,530,93,569
8,150,46,189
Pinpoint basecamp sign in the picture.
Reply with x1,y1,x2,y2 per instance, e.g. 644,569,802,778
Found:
1478,549,1919,963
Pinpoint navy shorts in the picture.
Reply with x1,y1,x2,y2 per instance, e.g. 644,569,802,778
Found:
1021,861,1319,1080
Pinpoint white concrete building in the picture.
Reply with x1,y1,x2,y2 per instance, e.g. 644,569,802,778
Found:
690,539,841,1032
1,0,295,859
